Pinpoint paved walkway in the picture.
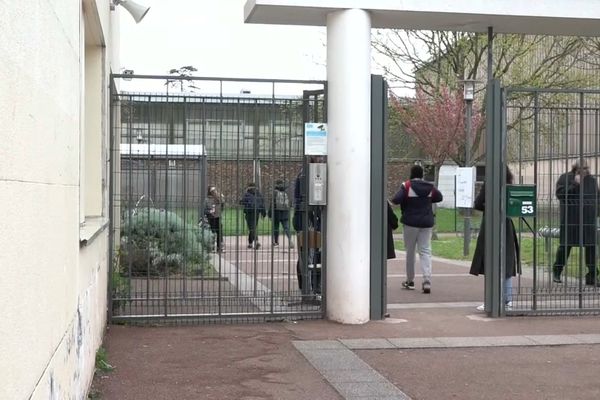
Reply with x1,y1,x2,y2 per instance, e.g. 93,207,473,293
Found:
91,254,600,400
295,334,600,400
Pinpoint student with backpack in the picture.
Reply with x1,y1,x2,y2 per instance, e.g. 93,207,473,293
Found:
391,164,443,294
240,182,266,249
271,179,293,248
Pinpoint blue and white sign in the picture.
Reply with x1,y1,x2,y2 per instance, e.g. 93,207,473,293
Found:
304,123,328,155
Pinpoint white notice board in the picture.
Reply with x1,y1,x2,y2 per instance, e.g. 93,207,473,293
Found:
304,123,327,155
456,167,476,208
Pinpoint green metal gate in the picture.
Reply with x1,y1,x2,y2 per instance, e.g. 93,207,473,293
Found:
108,75,326,323
497,85,600,315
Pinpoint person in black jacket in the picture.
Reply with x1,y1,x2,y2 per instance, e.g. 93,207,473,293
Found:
240,182,266,249
470,167,521,310
552,161,600,286
391,164,443,293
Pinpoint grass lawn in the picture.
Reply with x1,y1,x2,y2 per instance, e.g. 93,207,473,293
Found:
175,206,484,236
394,236,476,261
390,207,484,233
394,233,587,280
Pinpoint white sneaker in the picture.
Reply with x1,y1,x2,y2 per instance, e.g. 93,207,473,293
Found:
476,304,485,311
505,301,513,310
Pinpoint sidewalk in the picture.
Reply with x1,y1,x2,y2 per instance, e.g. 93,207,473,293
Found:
91,255,600,400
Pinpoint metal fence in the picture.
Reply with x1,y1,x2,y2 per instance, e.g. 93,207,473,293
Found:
109,75,327,323
505,88,600,315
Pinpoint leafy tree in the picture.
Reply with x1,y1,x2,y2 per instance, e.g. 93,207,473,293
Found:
165,65,199,93
374,32,591,164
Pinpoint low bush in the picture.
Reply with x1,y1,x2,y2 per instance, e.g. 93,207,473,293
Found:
119,208,214,276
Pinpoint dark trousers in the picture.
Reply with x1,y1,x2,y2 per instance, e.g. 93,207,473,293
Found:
296,247,321,295
244,213,258,244
208,217,222,250
273,212,291,244
553,244,597,278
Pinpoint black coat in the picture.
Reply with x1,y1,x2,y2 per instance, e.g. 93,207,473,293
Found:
555,172,599,246
387,203,399,259
391,179,443,228
469,184,521,278
240,188,266,219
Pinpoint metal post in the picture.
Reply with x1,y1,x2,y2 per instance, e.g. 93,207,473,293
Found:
484,79,504,318
370,75,387,320
463,97,473,256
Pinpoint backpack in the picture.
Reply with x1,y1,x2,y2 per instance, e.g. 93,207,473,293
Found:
275,190,290,210
401,180,411,207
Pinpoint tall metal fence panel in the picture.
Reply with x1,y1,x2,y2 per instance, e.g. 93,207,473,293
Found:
505,88,600,315
109,75,327,323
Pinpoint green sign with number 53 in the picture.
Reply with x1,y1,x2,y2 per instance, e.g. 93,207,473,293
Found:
506,184,537,217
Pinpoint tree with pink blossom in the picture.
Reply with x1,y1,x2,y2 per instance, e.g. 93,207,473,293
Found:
391,86,484,185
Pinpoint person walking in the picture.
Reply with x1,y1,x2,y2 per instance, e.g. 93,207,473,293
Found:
240,182,266,249
391,164,443,293
470,167,521,310
204,185,225,253
271,179,294,248
552,161,600,286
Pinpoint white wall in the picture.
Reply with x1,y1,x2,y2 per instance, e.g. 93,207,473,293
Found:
0,0,116,398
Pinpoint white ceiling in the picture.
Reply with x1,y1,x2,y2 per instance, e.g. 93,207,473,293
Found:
244,0,600,36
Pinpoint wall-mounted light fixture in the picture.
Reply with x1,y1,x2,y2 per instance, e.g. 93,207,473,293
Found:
111,0,150,24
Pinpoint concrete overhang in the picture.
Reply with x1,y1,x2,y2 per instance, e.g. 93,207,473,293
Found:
244,0,600,36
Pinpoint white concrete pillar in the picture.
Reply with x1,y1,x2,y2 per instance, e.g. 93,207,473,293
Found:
326,9,371,324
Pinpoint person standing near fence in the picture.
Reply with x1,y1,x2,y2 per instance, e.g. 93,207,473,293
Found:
205,185,225,253
271,179,294,248
470,167,521,310
293,158,323,302
391,164,443,294
552,161,600,286
240,182,266,250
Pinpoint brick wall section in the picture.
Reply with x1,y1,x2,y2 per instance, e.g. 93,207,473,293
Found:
205,160,303,205
204,160,415,204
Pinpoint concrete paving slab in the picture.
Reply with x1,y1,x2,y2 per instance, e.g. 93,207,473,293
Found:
573,333,600,344
340,338,396,349
330,381,408,399
388,337,445,348
479,335,538,347
435,336,491,347
320,368,388,384
300,349,368,371
525,334,584,346
293,339,345,351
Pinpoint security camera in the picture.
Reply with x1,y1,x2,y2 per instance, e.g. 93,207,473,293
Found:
122,69,134,81
112,0,150,24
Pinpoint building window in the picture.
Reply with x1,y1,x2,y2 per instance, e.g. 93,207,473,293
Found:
80,6,107,240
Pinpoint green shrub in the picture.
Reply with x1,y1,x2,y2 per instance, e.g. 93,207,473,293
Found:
119,208,214,276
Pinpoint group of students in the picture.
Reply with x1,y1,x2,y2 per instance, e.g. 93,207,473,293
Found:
203,180,294,252
204,164,323,301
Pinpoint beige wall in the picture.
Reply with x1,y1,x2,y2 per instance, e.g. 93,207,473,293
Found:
0,0,117,398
